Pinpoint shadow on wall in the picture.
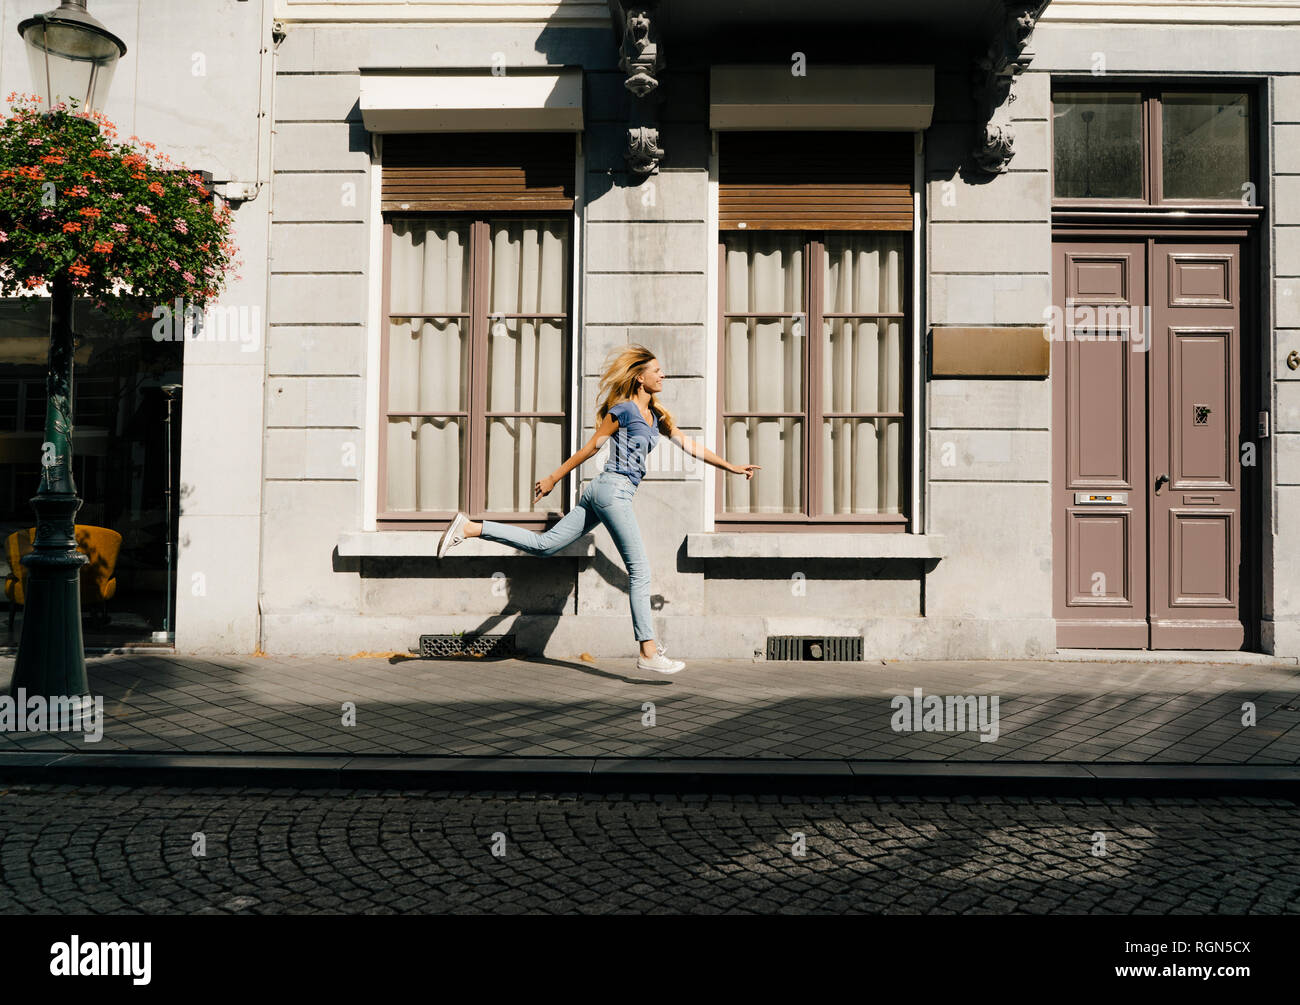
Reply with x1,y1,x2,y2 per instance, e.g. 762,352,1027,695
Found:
335,545,668,659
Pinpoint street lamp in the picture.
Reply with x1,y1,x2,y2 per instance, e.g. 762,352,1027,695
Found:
18,0,126,114
8,0,126,702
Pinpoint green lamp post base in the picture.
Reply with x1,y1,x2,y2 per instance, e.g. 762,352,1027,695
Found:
8,491,89,699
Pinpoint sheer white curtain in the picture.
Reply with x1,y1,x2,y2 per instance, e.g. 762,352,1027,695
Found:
723,233,804,514
386,218,468,513
822,233,906,514
722,231,906,517
384,217,568,516
485,219,568,514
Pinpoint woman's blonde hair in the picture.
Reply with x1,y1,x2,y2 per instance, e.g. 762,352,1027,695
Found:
596,343,677,437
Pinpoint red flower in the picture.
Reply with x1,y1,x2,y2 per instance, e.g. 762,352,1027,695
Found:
62,222,82,233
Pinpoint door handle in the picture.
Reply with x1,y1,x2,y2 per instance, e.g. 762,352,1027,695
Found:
1155,473,1169,493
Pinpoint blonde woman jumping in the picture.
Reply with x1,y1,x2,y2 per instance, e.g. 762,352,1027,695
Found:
437,344,759,673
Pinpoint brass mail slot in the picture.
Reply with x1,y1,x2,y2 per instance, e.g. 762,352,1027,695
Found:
1075,492,1127,504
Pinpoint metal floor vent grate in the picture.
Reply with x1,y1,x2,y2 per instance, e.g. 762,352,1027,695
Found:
420,634,516,658
766,635,863,661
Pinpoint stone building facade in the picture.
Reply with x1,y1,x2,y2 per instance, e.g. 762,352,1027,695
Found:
153,0,1300,659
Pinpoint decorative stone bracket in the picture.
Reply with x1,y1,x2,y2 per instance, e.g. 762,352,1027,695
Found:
971,0,1049,174
608,1,665,175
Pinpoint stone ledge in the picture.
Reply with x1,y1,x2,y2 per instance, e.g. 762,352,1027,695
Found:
337,531,594,558
685,532,945,560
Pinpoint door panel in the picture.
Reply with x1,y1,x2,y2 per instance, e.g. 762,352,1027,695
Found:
1148,242,1243,648
1053,238,1244,649
1053,242,1148,647
1068,512,1134,606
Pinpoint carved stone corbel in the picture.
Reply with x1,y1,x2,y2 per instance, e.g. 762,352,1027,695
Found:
608,1,665,175
619,8,664,97
971,1,1049,174
626,126,664,175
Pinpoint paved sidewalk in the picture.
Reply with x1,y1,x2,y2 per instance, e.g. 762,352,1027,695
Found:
2,651,1299,765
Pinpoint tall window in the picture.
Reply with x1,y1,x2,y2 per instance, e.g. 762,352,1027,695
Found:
377,131,576,529
381,216,571,525
1052,87,1254,204
716,131,913,530
721,232,907,523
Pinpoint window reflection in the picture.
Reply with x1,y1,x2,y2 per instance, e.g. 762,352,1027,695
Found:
1162,92,1251,200
1053,91,1143,199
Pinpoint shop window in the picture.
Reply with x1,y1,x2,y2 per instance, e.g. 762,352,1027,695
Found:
0,302,184,645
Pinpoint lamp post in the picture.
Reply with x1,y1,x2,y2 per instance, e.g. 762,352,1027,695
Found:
154,384,181,645
8,1,125,701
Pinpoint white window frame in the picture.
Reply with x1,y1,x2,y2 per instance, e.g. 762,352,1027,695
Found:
362,131,586,530
704,129,927,533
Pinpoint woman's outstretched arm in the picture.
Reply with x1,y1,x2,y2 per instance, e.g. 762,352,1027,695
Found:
533,412,620,503
668,429,760,480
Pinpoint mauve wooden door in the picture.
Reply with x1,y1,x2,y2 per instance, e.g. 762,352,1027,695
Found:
1052,238,1244,650
1148,241,1243,649
1053,242,1149,648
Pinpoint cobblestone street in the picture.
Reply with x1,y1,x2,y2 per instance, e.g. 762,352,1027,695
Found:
1,784,1296,914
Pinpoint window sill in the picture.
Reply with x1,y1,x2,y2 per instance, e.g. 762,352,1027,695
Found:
337,531,594,558
685,532,945,560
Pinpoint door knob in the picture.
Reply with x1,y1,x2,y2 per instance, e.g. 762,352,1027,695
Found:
1289,350,1300,371
1155,473,1169,493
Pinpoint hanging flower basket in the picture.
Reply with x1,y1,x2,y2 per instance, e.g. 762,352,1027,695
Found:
0,92,240,321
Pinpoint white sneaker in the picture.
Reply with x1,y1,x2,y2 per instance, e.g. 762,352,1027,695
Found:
637,644,685,674
437,511,469,559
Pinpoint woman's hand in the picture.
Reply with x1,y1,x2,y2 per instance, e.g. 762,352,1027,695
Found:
533,474,557,503
729,463,761,480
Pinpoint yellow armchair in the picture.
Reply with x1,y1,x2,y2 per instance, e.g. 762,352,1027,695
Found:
5,525,122,630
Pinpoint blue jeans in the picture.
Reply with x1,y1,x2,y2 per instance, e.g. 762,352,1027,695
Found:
478,471,654,642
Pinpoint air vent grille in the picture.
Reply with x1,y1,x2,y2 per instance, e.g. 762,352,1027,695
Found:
765,636,864,661
420,634,516,658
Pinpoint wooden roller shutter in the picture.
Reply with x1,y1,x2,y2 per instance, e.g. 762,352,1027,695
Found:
381,132,575,213
718,131,913,231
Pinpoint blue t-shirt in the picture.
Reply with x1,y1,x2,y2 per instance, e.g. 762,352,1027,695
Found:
603,400,660,487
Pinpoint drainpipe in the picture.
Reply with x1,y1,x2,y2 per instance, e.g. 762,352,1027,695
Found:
250,0,277,655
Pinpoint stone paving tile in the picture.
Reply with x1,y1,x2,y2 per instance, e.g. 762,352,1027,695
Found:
0,654,1298,763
